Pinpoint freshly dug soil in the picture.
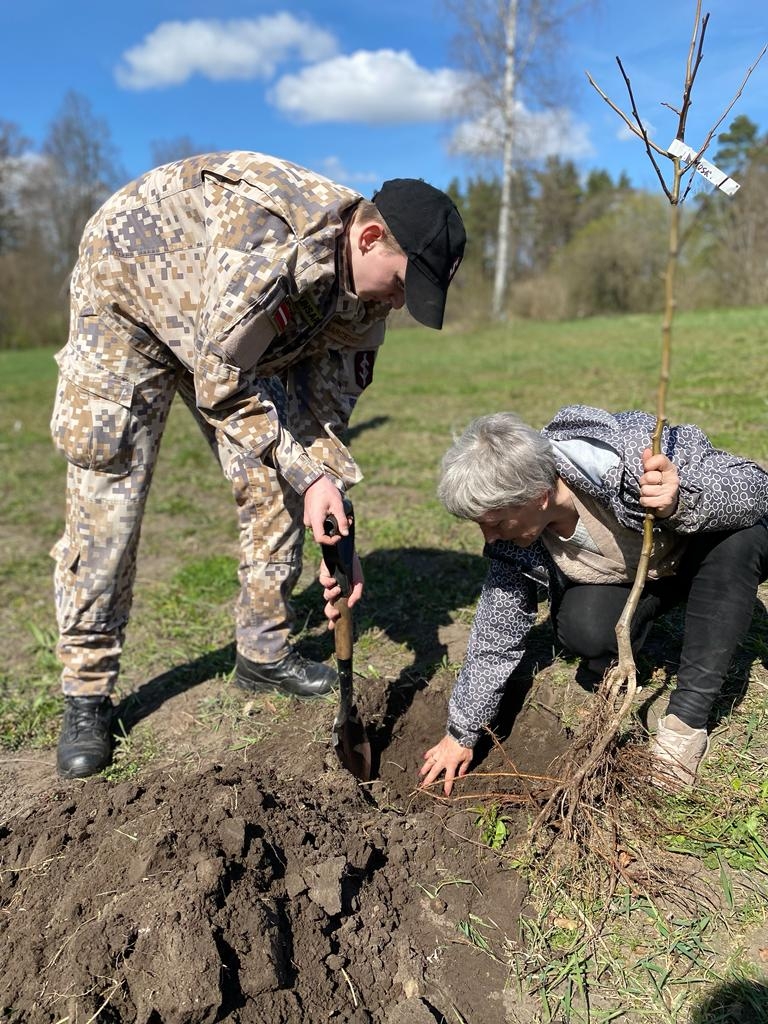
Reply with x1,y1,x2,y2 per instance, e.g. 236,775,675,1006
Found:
0,641,569,1024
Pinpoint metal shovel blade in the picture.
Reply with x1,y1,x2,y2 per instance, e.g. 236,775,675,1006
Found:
332,697,372,781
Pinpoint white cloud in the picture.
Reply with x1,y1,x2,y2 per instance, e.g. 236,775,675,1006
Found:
0,152,47,200
269,49,467,123
617,119,656,142
450,103,594,162
115,15,338,90
318,156,380,188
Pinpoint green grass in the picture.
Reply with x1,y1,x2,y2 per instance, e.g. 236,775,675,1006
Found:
2,307,768,1020
484,653,768,1022
101,720,160,782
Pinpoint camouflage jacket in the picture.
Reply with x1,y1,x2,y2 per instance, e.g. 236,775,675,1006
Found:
447,405,768,747
68,151,390,493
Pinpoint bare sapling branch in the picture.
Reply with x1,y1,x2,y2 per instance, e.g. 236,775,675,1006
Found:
533,1,766,846
679,40,767,201
615,58,670,198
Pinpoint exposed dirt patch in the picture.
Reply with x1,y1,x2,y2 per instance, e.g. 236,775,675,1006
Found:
3,556,767,1023
0,608,561,1024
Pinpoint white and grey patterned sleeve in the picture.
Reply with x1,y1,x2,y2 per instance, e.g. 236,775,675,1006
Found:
664,425,768,532
599,413,768,534
446,555,538,747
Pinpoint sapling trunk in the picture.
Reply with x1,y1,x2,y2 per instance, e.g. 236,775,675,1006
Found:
532,2,764,841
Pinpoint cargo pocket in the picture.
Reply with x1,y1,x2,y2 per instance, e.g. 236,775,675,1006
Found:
50,351,134,474
50,533,82,633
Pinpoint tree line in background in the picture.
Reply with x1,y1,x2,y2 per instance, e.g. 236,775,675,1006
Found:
0,92,766,349
446,111,768,324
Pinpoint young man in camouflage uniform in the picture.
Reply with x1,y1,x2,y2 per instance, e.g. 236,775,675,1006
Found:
51,151,466,779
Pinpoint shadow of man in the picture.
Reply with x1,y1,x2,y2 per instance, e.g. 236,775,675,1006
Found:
112,543,487,740
345,415,390,443
114,644,236,732
689,978,768,1023
112,547,768,781
353,549,560,775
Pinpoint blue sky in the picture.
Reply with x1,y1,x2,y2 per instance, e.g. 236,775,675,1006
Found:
3,1,766,196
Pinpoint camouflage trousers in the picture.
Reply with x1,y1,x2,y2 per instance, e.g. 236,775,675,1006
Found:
50,322,304,697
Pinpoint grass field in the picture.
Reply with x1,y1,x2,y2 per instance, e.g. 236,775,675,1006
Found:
3,306,766,694
2,306,768,1021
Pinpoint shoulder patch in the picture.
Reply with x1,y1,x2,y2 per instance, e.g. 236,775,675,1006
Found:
291,291,324,330
354,350,377,390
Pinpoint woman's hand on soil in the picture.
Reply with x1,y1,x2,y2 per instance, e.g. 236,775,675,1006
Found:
419,735,473,797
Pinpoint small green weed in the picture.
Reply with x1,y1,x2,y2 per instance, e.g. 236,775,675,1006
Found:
196,684,303,739
416,877,480,901
456,914,504,963
101,720,159,782
472,803,511,850
229,731,269,753
660,746,768,872
196,689,251,731
27,622,60,675
171,555,239,604
0,623,63,749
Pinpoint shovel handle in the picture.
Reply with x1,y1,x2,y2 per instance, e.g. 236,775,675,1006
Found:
321,500,355,715
321,499,355,598
334,596,354,662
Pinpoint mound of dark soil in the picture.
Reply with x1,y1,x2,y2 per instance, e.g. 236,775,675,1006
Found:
0,651,568,1023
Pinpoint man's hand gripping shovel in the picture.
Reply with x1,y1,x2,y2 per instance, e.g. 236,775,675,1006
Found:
321,499,372,782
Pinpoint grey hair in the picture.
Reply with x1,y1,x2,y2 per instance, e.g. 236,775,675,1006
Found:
437,412,557,520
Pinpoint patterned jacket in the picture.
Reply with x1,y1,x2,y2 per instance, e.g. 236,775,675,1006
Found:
67,151,389,493
447,405,768,747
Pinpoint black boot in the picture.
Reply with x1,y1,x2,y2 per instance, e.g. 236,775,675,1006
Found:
57,696,113,779
235,649,337,698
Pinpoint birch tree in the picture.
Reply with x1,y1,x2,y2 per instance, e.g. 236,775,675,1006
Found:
445,0,590,319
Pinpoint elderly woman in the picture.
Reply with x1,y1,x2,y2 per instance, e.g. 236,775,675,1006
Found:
418,405,768,795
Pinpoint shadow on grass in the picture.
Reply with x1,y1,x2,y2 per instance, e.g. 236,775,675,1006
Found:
114,643,236,732
111,549,768,773
689,978,768,1023
110,545,549,764
346,548,558,774
345,415,390,442
111,544,486,738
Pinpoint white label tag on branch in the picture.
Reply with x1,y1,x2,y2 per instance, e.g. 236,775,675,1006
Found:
668,138,740,196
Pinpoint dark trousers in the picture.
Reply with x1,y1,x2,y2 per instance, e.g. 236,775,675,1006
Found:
552,524,768,729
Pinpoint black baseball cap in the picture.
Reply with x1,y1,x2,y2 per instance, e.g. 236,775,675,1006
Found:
372,178,466,330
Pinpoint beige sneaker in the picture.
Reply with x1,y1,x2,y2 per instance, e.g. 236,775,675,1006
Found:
649,714,709,792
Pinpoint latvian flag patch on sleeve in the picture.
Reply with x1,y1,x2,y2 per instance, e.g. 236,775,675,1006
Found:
272,300,292,334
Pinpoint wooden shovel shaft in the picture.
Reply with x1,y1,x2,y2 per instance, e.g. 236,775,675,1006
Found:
333,597,354,662
334,597,354,725
322,502,371,780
